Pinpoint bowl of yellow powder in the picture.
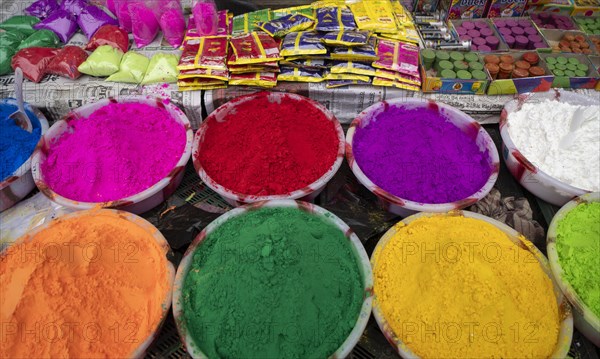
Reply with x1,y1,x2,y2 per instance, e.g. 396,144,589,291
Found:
0,209,175,358
547,192,600,347
371,211,573,358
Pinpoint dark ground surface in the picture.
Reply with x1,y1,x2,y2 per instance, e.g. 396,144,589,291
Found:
142,125,600,358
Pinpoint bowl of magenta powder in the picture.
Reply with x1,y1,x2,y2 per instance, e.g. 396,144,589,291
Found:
172,199,373,359
31,96,193,214
0,98,49,212
193,91,345,206
346,98,499,216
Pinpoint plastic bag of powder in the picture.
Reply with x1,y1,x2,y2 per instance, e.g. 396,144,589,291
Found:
46,45,88,79
11,47,60,82
0,16,40,36
114,0,133,32
33,9,78,43
77,45,123,77
85,24,129,53
129,1,160,48
106,51,149,83
105,0,117,15
0,31,27,49
60,0,87,16
17,30,61,50
78,5,119,39
25,0,59,20
159,4,186,48
0,47,16,76
141,53,179,84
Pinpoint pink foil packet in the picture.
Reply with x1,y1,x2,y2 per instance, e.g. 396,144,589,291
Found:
372,38,419,78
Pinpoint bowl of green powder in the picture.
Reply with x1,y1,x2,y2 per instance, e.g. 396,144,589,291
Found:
547,192,600,346
172,200,373,358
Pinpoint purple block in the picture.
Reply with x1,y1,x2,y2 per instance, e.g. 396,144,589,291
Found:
463,21,475,30
480,28,494,37
517,19,531,27
461,35,472,41
512,27,524,35
524,27,538,35
545,24,556,29
478,44,492,52
506,19,518,27
486,36,500,49
467,29,481,38
456,27,468,36
504,34,515,47
530,13,539,20
515,35,529,49
533,42,547,49
529,34,542,43
474,21,488,30
473,37,487,46
533,19,543,26
499,27,512,36
539,12,550,21
471,45,478,51
495,19,507,28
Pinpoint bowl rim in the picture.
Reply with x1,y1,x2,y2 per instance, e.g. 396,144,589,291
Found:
0,208,176,358
499,89,597,194
30,96,193,209
345,97,500,212
171,199,374,359
546,191,600,330
370,210,573,359
0,99,50,189
192,91,346,203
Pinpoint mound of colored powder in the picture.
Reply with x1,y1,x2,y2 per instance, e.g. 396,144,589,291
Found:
42,102,186,202
0,210,171,358
181,207,364,358
352,105,491,203
0,99,42,181
556,202,600,317
198,93,339,196
373,215,560,358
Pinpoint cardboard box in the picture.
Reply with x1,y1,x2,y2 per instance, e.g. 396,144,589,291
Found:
571,0,600,16
486,0,527,17
446,0,489,19
524,0,574,15
486,51,555,94
539,52,600,88
542,29,599,54
450,18,510,52
420,51,489,94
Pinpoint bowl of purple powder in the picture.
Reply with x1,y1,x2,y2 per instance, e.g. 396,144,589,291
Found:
1,98,49,212
346,98,499,217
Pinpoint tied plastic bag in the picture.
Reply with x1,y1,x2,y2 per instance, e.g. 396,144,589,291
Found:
129,1,160,48
106,51,149,83
25,0,59,20
60,0,87,16
0,16,40,36
33,9,78,43
17,30,61,50
0,31,27,49
160,5,186,48
141,53,179,84
78,5,119,39
11,47,60,82
0,48,16,75
46,45,88,79
77,45,123,77
114,0,132,32
85,24,129,53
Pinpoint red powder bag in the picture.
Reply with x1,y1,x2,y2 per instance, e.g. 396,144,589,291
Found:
46,45,88,79
194,36,229,70
229,32,282,65
11,47,59,82
177,38,201,70
85,24,129,53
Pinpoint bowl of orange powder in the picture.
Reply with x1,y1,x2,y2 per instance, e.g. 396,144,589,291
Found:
370,211,573,358
0,209,175,358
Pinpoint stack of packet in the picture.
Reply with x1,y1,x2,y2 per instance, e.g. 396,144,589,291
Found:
177,10,231,91
227,31,282,88
348,0,418,44
371,37,421,91
232,9,271,35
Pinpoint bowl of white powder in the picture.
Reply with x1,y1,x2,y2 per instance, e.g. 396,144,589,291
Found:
500,90,600,206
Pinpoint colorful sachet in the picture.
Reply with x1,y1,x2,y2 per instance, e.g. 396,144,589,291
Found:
322,30,369,46
372,76,420,91
178,67,229,81
228,61,279,73
279,58,328,70
257,13,315,38
232,9,271,34
228,72,277,87
280,31,327,57
178,77,227,91
326,79,371,88
229,32,281,65
314,6,356,32
193,36,229,70
277,66,324,82
330,37,378,61
272,5,314,18
323,71,370,82
348,0,397,33
372,38,419,78
330,60,377,76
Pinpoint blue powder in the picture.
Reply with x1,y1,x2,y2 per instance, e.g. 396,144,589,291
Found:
0,99,42,181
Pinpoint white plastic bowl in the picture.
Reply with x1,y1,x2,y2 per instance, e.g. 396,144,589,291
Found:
547,192,600,346
0,99,49,212
346,98,500,217
31,96,193,214
371,210,573,358
172,200,373,359
192,91,345,207
500,89,597,206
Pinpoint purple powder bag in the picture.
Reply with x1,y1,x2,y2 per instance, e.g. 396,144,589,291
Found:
25,0,59,19
33,9,78,43
77,5,118,39
60,0,87,15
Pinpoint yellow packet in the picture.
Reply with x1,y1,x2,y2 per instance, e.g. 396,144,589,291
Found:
179,85,228,91
278,66,324,82
324,72,371,82
330,61,377,76
373,76,420,91
326,79,371,88
272,5,314,18
228,72,278,87
280,31,327,57
178,68,229,81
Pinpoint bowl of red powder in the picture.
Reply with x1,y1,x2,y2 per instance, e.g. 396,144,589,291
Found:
346,98,499,217
31,96,193,214
192,91,344,206
172,199,373,358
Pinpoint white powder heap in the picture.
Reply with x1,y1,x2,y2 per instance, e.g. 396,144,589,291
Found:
507,99,600,192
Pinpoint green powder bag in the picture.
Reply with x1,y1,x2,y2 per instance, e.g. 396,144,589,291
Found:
106,51,150,83
0,31,27,49
140,53,179,85
78,45,123,77
0,47,16,75
0,16,40,36
17,29,60,50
